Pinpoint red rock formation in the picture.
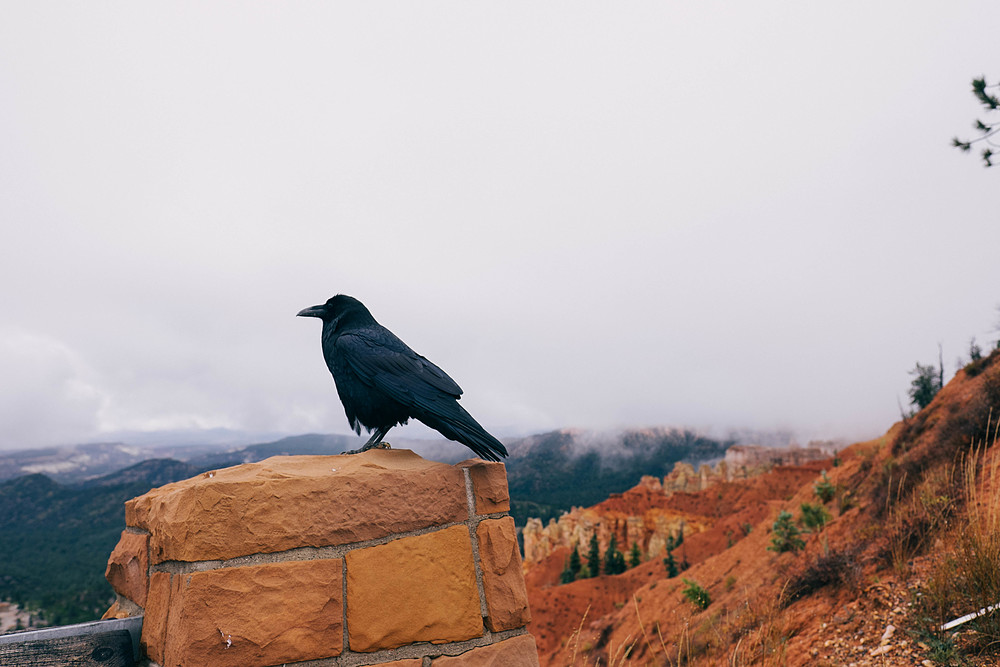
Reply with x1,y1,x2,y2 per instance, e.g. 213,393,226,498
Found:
523,459,831,665
522,446,832,574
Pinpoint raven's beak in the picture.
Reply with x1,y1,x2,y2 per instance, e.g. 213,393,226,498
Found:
297,305,327,318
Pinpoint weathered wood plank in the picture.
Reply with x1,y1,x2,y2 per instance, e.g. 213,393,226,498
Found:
0,629,133,666
0,616,142,667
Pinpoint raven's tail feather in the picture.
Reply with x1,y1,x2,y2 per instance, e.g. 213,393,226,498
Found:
419,402,508,462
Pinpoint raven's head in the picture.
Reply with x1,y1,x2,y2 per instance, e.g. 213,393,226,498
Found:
297,294,373,328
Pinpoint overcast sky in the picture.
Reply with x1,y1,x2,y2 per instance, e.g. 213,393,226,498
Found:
1,3,999,451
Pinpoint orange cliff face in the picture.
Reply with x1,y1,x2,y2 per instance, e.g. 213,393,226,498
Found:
524,352,1000,667
521,446,833,578
520,450,832,665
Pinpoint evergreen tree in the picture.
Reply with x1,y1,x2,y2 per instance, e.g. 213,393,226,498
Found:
586,533,601,578
908,361,942,411
813,471,835,504
604,534,627,575
952,76,1000,167
569,544,582,578
629,541,642,568
559,559,576,584
604,534,619,574
768,510,806,553
663,550,678,578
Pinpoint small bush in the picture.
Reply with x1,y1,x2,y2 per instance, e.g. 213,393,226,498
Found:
768,511,805,553
813,471,835,503
799,502,831,531
681,578,711,609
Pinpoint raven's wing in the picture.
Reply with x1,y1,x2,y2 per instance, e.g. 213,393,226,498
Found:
335,330,508,462
335,330,463,400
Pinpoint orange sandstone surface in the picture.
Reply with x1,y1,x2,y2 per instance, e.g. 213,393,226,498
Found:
104,449,538,667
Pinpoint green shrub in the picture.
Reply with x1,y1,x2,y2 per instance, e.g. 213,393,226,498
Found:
681,578,711,609
768,510,805,553
813,471,835,504
799,502,832,531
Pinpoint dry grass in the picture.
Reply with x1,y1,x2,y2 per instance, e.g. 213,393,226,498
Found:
952,422,1000,647
909,415,1000,660
883,460,960,574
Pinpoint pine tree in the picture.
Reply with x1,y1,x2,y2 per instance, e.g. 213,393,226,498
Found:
586,533,601,578
604,534,619,575
768,510,806,553
603,534,627,575
629,541,642,568
663,550,679,578
559,559,576,584
569,544,582,578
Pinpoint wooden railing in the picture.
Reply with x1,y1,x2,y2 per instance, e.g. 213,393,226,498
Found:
0,616,141,667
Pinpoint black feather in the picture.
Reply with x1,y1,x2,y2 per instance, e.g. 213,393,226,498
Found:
298,295,508,462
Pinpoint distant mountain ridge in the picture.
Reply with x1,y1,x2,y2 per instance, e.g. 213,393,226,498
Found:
0,425,739,627
501,427,731,524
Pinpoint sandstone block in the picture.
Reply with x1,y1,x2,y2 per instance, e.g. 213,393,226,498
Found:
105,530,149,606
432,634,539,666
347,525,482,651
140,571,173,664
125,449,469,563
158,559,343,667
476,517,531,631
462,460,510,514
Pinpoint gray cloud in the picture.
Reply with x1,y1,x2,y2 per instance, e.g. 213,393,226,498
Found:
1,3,999,450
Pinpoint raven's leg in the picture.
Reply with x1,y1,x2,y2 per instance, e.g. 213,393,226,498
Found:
344,426,393,455
361,425,391,451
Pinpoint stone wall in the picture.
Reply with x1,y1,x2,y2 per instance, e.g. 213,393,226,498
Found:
103,449,538,667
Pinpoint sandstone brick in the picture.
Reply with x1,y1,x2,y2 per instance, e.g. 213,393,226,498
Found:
160,559,343,667
462,460,510,514
347,525,482,651
476,517,531,631
127,449,469,563
105,530,149,607
432,634,539,666
140,571,172,664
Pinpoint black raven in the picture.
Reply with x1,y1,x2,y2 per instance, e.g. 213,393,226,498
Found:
297,295,508,462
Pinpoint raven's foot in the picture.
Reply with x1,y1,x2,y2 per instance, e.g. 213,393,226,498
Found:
343,441,392,455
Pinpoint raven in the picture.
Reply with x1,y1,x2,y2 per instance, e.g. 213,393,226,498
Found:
297,295,508,462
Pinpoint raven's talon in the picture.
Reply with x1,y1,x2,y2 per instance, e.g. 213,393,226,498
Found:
342,441,391,456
